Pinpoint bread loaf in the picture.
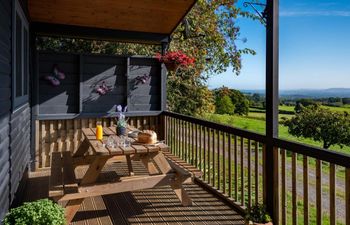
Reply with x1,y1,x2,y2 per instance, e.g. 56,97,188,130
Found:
137,130,157,144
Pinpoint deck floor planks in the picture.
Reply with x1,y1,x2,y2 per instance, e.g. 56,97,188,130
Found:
21,165,244,225
187,186,241,225
143,187,199,225
141,187,190,225
186,187,222,224
133,190,166,224
91,196,113,225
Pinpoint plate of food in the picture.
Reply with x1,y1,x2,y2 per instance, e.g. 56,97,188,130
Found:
137,130,158,144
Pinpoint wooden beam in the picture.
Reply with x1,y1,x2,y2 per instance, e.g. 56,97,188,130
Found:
62,152,78,194
125,155,134,176
152,152,174,174
170,175,192,206
140,153,159,175
80,156,110,185
32,22,170,44
58,173,175,201
49,152,64,198
73,139,90,157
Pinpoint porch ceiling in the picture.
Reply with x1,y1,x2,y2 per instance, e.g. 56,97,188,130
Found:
28,0,196,35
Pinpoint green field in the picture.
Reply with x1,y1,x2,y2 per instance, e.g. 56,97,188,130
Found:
279,105,350,113
203,105,350,155
198,104,350,224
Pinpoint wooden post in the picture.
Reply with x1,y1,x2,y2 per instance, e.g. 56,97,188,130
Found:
265,0,279,223
346,168,350,225
159,114,166,142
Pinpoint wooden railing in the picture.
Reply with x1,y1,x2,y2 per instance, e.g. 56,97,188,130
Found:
162,111,266,212
162,111,350,225
274,139,350,225
35,116,161,168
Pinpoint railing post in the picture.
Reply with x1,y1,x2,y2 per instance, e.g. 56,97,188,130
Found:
159,113,166,142
265,0,279,224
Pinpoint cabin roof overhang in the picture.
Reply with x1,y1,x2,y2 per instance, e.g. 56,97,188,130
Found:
28,0,197,44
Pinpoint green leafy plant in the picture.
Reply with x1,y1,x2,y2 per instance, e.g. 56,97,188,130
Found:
245,204,272,223
282,105,350,149
215,95,235,115
115,105,128,128
3,199,65,225
116,119,128,128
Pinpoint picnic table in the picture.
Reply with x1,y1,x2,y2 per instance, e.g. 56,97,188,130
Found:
49,126,200,223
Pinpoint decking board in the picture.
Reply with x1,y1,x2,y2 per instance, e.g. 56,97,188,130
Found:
22,165,244,225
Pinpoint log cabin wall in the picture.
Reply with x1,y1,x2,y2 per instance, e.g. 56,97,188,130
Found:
0,0,31,220
35,116,161,169
0,0,13,218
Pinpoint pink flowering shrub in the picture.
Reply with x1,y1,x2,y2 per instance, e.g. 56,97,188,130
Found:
155,51,195,68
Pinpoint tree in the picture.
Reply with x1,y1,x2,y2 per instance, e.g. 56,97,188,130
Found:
342,98,350,105
37,0,258,116
282,105,350,149
248,93,265,108
230,90,249,115
213,87,249,115
216,95,235,115
252,93,262,103
294,99,318,113
167,70,215,115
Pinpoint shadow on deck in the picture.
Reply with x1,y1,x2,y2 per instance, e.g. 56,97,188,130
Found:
23,162,244,225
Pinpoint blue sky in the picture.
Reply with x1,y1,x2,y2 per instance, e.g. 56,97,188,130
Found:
207,0,350,90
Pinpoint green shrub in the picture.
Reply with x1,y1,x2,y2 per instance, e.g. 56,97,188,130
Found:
3,199,65,225
215,95,235,115
245,204,272,223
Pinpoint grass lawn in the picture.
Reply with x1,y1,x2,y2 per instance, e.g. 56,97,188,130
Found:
279,105,296,112
279,105,350,113
203,113,350,155
247,111,294,121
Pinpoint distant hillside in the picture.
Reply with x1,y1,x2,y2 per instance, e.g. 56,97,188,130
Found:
241,88,350,99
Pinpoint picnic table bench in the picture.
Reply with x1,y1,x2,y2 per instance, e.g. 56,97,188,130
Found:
49,126,202,223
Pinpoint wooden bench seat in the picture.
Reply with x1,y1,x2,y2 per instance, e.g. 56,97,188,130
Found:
49,151,78,201
163,151,203,179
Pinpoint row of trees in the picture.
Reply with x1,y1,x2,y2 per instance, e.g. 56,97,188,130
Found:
281,97,350,108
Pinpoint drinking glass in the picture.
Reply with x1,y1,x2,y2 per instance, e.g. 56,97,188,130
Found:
106,135,116,148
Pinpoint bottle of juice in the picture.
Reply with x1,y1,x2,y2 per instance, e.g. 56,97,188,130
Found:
96,122,103,141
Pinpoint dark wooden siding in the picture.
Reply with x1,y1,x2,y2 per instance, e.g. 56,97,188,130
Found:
10,104,31,202
36,52,163,119
128,57,161,111
38,53,79,114
0,0,12,220
82,55,127,114
0,0,31,221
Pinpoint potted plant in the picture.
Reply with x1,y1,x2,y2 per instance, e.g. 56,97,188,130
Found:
3,199,65,225
115,105,128,136
155,51,195,71
245,204,273,225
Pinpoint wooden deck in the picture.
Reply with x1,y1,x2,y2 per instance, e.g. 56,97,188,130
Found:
22,162,244,225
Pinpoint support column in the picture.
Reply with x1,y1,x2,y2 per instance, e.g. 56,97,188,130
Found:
265,0,280,224
160,41,169,112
